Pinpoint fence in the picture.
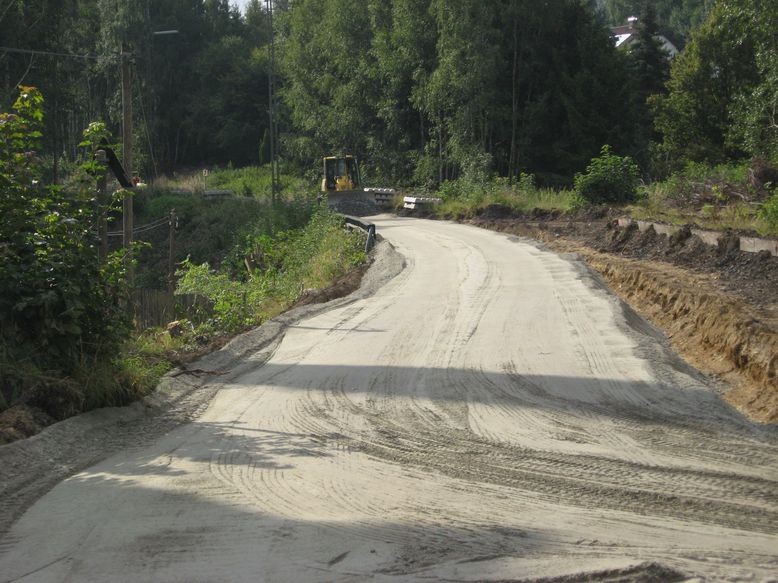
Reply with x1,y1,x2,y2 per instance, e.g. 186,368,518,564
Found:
132,289,211,329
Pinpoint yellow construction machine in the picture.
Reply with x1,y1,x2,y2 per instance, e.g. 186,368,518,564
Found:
321,155,372,207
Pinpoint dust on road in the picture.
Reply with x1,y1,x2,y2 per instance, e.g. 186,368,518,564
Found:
1,216,777,582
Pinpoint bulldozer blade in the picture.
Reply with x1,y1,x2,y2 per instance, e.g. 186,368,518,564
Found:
324,190,376,208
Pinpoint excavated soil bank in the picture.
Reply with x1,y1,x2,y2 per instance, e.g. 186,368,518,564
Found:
467,213,778,423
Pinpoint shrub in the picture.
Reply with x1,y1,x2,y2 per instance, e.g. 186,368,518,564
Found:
574,145,640,204
759,193,778,231
0,87,131,412
175,208,366,333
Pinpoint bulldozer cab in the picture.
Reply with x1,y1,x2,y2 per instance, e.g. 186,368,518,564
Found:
322,156,361,192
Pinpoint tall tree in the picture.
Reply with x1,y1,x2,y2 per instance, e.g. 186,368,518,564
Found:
652,0,775,165
627,0,671,168
604,0,715,47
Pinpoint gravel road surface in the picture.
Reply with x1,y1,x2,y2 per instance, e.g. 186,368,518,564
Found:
1,216,777,582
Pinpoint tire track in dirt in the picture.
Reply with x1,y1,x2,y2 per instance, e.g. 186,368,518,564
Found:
2,217,777,582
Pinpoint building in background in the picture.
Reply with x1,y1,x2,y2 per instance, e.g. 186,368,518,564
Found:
611,16,679,58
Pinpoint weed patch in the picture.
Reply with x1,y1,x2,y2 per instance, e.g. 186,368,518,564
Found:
433,175,579,219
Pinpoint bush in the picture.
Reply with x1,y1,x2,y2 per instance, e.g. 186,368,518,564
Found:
175,208,367,333
760,193,778,231
574,145,640,204
1,87,131,412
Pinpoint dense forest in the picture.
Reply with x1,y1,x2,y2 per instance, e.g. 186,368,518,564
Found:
598,0,716,47
6,0,772,187
1,0,276,176
1,0,776,184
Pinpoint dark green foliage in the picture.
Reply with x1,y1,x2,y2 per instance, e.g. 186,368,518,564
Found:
3,0,772,198
0,0,277,176
628,2,671,102
574,145,641,204
281,0,637,185
0,88,130,411
624,1,672,171
652,0,777,167
603,0,714,47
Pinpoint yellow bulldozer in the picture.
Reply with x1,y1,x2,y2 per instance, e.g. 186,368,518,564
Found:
321,155,372,207
322,155,360,192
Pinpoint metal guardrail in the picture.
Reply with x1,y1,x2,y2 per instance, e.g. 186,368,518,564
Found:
340,214,377,253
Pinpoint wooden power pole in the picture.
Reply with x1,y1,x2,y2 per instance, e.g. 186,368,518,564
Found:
121,43,134,282
266,0,279,206
121,44,134,246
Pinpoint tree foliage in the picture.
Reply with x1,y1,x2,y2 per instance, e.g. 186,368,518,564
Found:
281,0,637,185
1,87,130,409
0,0,277,176
574,145,641,203
2,0,773,188
652,0,778,166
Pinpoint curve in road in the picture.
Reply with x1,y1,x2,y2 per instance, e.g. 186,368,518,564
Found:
1,216,777,582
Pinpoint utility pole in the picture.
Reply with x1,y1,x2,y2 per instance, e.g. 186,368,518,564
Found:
168,208,177,292
121,43,134,282
266,0,279,206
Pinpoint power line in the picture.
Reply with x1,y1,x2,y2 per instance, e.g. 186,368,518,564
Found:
0,46,116,62
107,215,170,238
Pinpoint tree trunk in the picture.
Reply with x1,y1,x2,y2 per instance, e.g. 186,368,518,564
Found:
509,6,519,183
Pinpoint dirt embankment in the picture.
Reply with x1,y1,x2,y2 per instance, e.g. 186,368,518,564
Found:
468,207,778,423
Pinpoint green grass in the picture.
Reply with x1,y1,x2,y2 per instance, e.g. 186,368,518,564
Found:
430,176,581,219
131,180,320,289
105,208,368,410
207,165,313,198
114,329,189,402
152,164,315,200
424,166,778,236
628,160,778,236
175,208,367,332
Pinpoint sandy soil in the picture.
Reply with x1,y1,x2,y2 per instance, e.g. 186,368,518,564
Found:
1,216,777,582
468,211,778,423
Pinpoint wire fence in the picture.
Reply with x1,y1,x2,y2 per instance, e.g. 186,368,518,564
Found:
131,289,212,330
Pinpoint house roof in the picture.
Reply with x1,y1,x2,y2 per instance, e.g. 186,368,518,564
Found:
611,24,635,36
614,33,632,48
609,18,679,57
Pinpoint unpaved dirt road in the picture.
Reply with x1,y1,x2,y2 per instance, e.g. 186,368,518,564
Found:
2,216,777,582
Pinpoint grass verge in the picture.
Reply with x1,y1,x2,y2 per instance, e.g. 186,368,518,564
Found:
629,160,778,236
113,208,367,410
425,176,581,219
